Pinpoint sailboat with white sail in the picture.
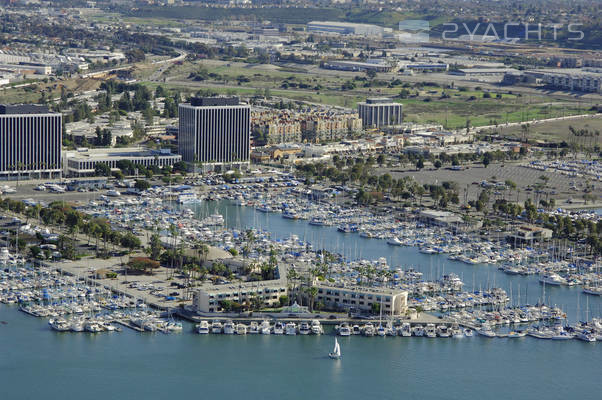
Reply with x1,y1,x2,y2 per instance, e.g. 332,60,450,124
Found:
329,338,341,359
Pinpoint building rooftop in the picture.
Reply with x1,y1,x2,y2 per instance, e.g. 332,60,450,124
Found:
364,97,397,105
66,147,178,160
0,104,52,115
189,97,240,107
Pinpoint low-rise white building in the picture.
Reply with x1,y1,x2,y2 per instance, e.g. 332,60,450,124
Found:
192,279,288,313
314,283,408,315
63,147,181,176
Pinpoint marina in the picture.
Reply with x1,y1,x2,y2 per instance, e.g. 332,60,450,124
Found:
1,187,600,341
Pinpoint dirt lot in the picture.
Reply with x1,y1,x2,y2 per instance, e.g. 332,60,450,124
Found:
387,161,600,206
494,115,602,144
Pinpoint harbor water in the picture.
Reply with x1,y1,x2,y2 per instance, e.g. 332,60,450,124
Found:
1,200,600,399
1,305,600,399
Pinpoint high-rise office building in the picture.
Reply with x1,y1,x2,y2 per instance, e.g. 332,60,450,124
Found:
0,104,62,178
357,98,403,128
178,97,250,166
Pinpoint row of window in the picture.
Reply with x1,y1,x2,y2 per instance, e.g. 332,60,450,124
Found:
68,156,181,171
179,105,251,163
317,289,391,302
316,296,392,308
208,287,286,300
0,115,62,172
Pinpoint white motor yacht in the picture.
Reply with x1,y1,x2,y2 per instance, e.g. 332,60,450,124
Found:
49,318,71,332
285,322,297,335
437,325,450,338
211,321,222,334
575,330,596,342
260,320,271,335
362,323,375,337
299,321,311,335
235,323,247,335
310,320,323,335
477,325,497,338
248,321,259,334
539,273,566,286
70,319,85,332
338,323,351,337
412,324,425,337
223,320,235,335
425,324,437,338
197,320,210,334
273,321,284,335
399,322,412,337
387,237,403,246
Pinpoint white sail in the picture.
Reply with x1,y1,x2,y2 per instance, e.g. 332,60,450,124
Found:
334,338,341,356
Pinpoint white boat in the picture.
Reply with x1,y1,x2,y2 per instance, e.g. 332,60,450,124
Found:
437,325,450,338
507,330,527,338
351,325,361,335
399,322,412,337
106,190,121,197
282,210,299,220
49,318,70,332
310,320,323,335
387,237,403,246
377,324,386,337
248,321,259,334
299,321,311,335
211,321,222,334
412,324,424,337
539,273,566,286
575,330,596,342
451,326,464,339
197,320,210,334
425,323,437,338
235,323,247,335
70,319,85,332
285,322,297,335
362,323,375,337
223,320,235,334
477,325,497,338
178,192,201,204
329,338,341,359
583,286,602,296
85,321,104,333
260,320,271,335
309,217,327,226
551,330,573,340
464,328,474,337
165,321,183,332
338,323,351,337
273,321,284,335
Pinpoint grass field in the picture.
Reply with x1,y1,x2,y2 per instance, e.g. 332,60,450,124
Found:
493,115,602,144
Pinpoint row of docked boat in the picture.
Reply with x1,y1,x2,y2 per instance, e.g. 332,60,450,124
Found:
334,322,473,338
195,319,324,335
48,315,119,333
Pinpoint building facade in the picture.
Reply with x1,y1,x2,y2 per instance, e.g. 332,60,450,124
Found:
358,98,403,128
192,279,288,313
543,72,601,93
179,97,250,166
0,104,62,178
63,147,182,177
314,283,408,315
